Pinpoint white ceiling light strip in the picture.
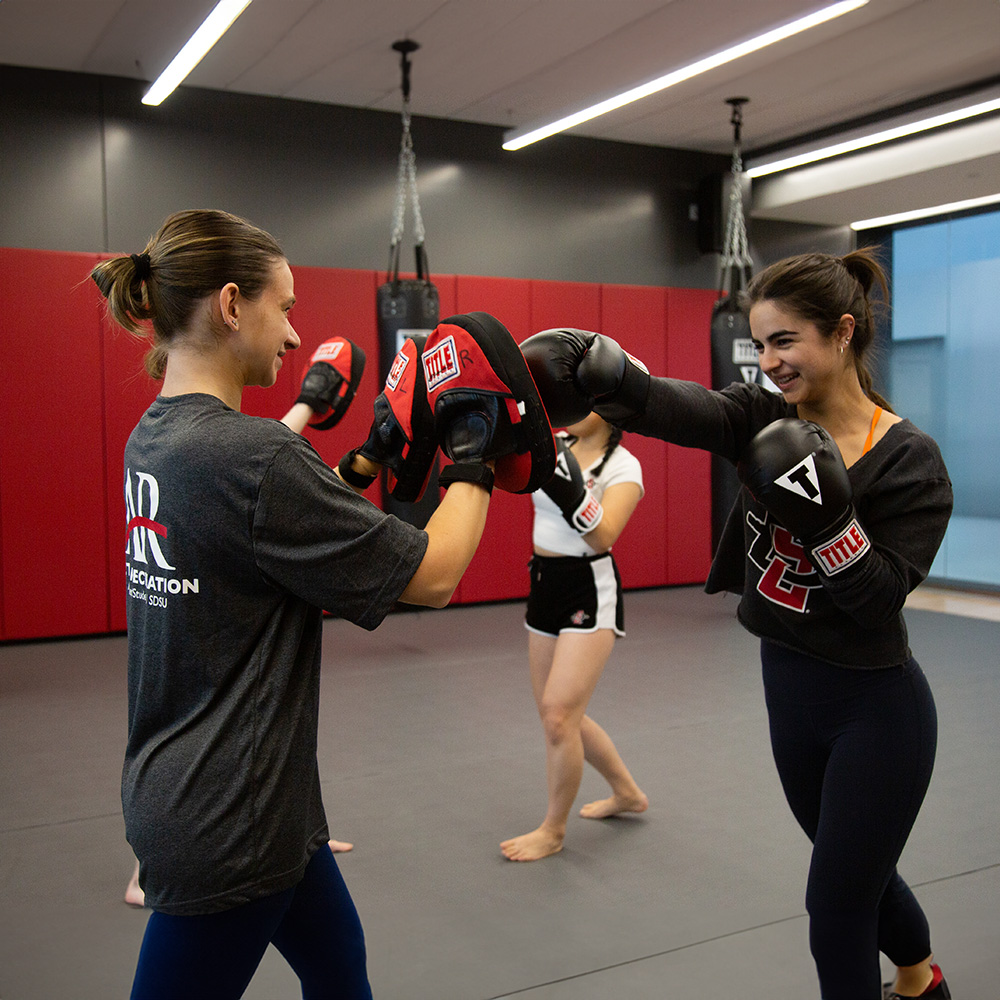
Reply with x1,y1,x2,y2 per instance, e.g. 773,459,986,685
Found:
142,0,254,106
851,192,1000,230
503,0,868,151
747,96,1000,178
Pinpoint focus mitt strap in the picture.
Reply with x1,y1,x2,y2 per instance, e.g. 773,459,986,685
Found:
337,448,378,491
438,462,495,494
357,336,438,502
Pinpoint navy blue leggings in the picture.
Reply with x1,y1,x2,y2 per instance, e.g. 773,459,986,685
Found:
130,844,372,1000
761,640,938,1000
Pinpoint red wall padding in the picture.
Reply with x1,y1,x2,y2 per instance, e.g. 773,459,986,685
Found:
530,280,602,336
0,249,715,640
599,284,671,589
0,250,110,639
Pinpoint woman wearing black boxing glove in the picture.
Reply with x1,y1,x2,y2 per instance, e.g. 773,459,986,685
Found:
521,250,953,1000
501,411,647,862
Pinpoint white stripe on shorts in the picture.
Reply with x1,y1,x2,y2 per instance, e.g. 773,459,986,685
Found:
591,555,623,635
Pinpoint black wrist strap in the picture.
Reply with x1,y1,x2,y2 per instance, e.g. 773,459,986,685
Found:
438,462,494,494
338,449,378,490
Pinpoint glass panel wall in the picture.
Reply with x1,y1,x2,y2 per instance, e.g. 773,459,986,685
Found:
888,209,1000,587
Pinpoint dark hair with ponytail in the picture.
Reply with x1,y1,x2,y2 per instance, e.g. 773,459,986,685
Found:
90,210,286,379
741,247,894,412
564,418,623,478
591,425,624,477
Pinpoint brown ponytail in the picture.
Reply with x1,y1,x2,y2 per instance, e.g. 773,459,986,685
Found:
91,210,286,379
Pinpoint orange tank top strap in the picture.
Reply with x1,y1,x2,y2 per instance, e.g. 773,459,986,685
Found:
862,406,883,455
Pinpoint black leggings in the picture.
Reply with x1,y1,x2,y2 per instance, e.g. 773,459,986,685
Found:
761,640,938,1000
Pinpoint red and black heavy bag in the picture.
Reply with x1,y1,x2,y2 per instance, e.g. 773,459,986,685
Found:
422,312,556,494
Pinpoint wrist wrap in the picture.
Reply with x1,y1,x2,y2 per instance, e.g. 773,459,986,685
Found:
438,462,495,494
337,449,378,490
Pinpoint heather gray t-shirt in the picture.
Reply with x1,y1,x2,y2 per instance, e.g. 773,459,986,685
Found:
122,393,427,914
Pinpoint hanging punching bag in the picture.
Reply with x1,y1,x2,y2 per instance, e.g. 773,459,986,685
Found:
710,99,757,554
710,266,756,554
377,243,439,367
376,41,440,528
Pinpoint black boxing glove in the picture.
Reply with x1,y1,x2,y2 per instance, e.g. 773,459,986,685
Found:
519,329,650,428
738,418,872,577
542,436,604,534
519,329,594,426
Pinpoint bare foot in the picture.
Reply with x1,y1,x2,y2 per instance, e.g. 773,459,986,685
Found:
124,861,144,907
328,839,354,853
579,790,649,819
501,827,564,862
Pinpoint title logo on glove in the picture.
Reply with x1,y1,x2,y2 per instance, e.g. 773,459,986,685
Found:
774,454,823,505
811,519,871,576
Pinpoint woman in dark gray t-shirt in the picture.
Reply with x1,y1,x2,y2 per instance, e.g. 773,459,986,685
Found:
93,209,495,1000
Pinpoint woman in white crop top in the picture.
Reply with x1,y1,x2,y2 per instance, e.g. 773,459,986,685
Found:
501,412,647,862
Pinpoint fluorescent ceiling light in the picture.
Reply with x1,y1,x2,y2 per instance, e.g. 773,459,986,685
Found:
503,0,868,151
748,97,1000,177
142,0,254,106
851,192,1000,230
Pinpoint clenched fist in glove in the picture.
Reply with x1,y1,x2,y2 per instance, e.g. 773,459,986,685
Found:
518,328,650,428
738,418,871,577
541,436,604,534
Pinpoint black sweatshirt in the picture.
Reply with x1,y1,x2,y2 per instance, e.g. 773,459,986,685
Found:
626,379,953,668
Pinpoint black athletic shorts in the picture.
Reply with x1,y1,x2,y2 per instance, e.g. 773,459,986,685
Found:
525,552,624,637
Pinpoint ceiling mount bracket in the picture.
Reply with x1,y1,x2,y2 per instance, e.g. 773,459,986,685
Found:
392,39,420,103
726,96,750,148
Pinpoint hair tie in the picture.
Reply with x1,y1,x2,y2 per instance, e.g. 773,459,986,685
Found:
130,252,151,281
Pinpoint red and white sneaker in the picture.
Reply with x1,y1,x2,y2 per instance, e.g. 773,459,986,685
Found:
884,963,951,999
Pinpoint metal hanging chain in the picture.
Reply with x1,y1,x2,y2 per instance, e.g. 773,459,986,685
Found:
721,146,752,272
720,98,752,285
389,40,426,256
390,108,426,249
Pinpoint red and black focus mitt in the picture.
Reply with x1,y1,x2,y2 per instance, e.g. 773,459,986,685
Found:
355,335,439,502
296,337,366,430
422,312,555,494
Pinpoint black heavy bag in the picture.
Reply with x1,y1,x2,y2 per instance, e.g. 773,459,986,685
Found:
377,242,440,526
710,273,757,554
710,98,758,554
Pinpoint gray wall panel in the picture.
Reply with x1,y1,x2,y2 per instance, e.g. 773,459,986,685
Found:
0,68,106,252
1,65,839,287
2,66,731,286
